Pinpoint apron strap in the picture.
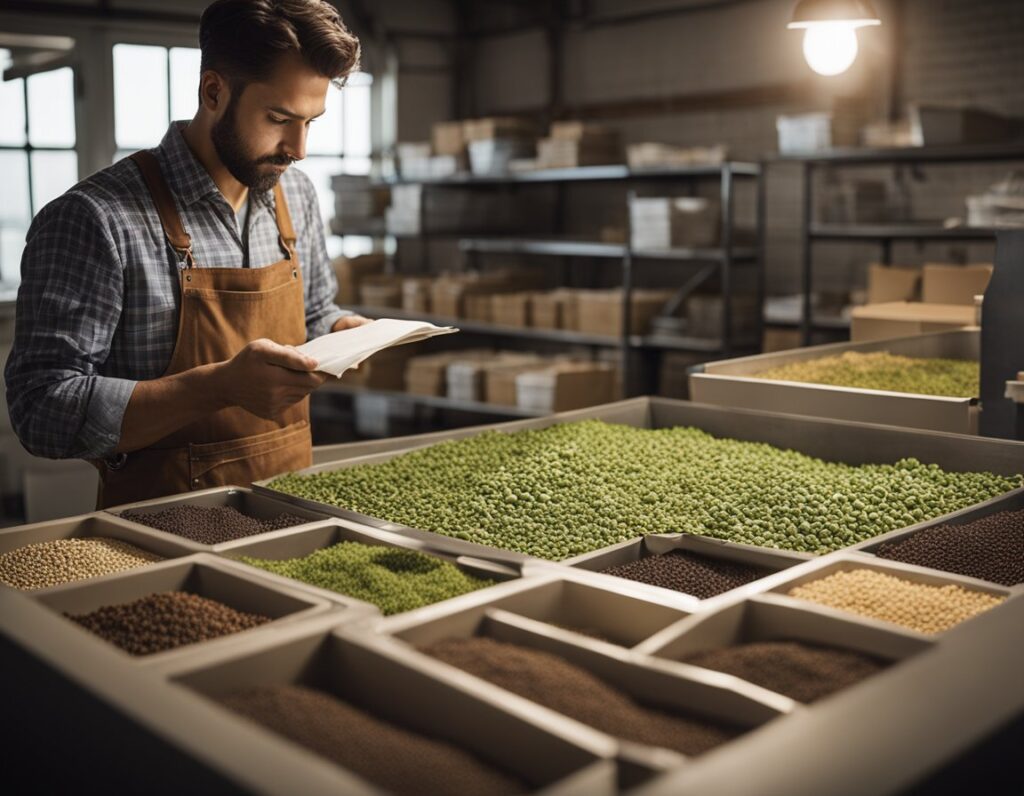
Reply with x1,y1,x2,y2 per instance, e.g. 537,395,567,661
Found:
130,151,195,267
272,182,298,259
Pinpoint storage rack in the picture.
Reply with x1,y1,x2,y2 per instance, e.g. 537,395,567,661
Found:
776,142,1024,346
333,162,764,408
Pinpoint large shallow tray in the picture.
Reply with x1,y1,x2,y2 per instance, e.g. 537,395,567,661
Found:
254,397,1024,566
688,329,979,434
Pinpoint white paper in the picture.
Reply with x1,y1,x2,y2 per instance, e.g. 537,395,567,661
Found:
296,318,458,377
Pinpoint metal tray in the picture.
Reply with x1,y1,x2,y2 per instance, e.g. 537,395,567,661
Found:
852,488,1024,589
160,616,620,795
29,553,347,667
379,601,794,747
253,397,1024,566
107,486,332,550
766,553,1014,635
214,518,526,615
634,592,934,667
0,512,202,590
369,572,693,650
630,566,1024,795
561,533,810,605
689,329,980,434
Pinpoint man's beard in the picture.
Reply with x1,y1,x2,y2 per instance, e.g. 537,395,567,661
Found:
211,95,292,193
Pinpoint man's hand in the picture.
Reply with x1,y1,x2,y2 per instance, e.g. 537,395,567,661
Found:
332,314,372,332
215,338,327,419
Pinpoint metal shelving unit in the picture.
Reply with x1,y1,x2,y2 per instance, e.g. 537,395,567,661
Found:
336,161,765,398
778,143,1024,345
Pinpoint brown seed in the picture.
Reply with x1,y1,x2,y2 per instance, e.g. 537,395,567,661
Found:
122,505,307,545
601,549,770,599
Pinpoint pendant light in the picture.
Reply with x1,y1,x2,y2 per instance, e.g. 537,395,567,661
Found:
788,0,881,76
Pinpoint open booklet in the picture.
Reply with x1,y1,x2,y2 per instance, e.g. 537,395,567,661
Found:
296,318,458,378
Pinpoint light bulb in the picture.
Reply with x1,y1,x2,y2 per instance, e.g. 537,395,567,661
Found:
802,23,859,76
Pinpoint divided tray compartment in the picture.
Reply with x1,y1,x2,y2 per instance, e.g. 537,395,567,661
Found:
0,512,203,590
852,489,1024,591
253,396,1024,567
561,533,811,604
106,486,332,550
764,553,1015,636
634,593,934,705
30,553,356,667
379,591,797,766
213,518,527,615
161,617,619,795
367,573,694,651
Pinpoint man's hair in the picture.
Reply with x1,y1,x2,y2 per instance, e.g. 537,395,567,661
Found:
199,0,361,90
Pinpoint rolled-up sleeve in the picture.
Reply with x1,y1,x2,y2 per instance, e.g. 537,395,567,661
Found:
4,192,137,460
299,178,352,340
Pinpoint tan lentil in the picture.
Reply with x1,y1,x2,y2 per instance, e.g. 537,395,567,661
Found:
0,537,163,590
787,568,1004,634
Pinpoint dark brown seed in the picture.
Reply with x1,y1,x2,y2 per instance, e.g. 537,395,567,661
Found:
122,505,308,545
600,549,770,599
217,684,524,795
422,637,741,756
679,640,889,703
874,508,1024,586
68,591,270,655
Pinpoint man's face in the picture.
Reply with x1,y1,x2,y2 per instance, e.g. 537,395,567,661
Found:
210,54,330,192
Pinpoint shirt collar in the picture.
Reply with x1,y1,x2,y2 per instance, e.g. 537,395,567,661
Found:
155,121,277,213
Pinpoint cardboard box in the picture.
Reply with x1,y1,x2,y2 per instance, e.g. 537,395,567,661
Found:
537,137,621,169
549,121,614,141
626,142,727,170
921,263,993,306
515,362,616,413
491,292,534,327
576,289,674,336
684,293,761,340
464,293,493,323
530,289,581,330
431,272,545,319
867,264,922,304
401,277,432,314
356,274,402,308
432,121,465,156
629,196,720,249
462,117,535,142
448,353,543,403
405,350,494,396
850,302,976,342
332,253,386,305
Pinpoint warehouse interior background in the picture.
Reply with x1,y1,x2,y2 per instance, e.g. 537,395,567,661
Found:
1,0,1022,523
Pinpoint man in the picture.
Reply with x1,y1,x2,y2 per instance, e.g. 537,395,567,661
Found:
5,0,368,507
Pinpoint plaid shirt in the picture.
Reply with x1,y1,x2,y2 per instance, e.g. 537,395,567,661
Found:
5,122,350,460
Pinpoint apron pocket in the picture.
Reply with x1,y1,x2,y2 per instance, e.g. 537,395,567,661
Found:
188,420,312,490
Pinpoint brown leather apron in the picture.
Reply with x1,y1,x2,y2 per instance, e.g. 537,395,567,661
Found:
95,150,312,508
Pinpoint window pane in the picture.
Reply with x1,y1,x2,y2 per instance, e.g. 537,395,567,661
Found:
0,50,26,146
0,151,31,225
294,155,342,227
169,46,201,121
306,83,343,156
31,150,78,213
343,81,370,156
0,226,28,287
28,67,76,147
114,44,168,148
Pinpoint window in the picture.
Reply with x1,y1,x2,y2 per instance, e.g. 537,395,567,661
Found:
112,43,374,258
0,48,79,289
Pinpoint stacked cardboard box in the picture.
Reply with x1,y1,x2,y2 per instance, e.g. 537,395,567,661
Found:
340,346,414,391
401,278,432,314
491,292,535,327
531,289,579,330
405,350,495,396
851,262,992,341
629,196,720,249
332,253,386,305
626,143,727,170
537,121,621,169
357,274,402,308
430,271,546,319
575,289,675,336
447,352,545,403
516,362,617,413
